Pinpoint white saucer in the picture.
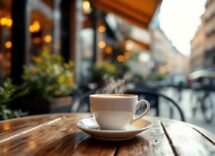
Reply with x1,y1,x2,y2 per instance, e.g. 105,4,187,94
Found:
76,117,152,141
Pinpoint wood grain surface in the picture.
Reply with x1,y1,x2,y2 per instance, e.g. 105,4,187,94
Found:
0,113,214,156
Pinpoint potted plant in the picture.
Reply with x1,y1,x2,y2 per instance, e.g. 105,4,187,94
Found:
0,79,24,120
14,50,76,114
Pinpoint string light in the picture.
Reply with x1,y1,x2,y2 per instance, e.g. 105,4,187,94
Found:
105,46,112,55
117,55,124,63
29,20,41,33
5,41,12,49
98,41,106,49
125,42,133,51
43,35,52,43
6,18,12,27
0,17,7,26
98,25,106,33
83,0,91,13
0,17,12,27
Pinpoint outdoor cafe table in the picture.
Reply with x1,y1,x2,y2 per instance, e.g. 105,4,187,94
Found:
0,113,214,156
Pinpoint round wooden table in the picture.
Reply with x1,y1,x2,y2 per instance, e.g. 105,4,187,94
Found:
0,113,214,156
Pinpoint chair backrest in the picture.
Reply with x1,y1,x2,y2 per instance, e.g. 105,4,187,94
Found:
125,89,186,121
71,89,95,112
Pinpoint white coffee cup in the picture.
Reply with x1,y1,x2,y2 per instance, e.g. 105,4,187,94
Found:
90,94,150,130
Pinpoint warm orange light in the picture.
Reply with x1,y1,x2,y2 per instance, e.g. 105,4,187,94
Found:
5,41,12,49
43,35,52,43
125,42,133,51
6,18,12,27
105,46,112,55
0,17,7,26
117,55,124,63
2,123,10,131
33,37,41,44
98,25,106,33
98,41,106,49
29,20,40,33
124,52,130,60
33,21,40,31
29,26,34,32
28,141,37,149
83,0,91,12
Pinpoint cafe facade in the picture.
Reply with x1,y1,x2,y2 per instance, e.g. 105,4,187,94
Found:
0,0,162,84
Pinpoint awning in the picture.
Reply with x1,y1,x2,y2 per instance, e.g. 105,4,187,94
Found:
94,0,162,29
126,37,150,50
189,69,215,80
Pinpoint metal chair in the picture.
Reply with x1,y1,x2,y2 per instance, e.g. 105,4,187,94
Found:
71,89,95,112
125,89,186,121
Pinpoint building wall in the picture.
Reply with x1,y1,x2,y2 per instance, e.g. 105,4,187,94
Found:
150,29,189,76
191,0,215,71
190,25,206,72
206,0,215,65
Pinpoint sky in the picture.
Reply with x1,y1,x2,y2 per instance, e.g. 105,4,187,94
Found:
159,0,207,56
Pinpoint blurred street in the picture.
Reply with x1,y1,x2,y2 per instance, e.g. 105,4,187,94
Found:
162,87,215,133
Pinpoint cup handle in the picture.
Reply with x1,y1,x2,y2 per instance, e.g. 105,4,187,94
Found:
132,99,150,122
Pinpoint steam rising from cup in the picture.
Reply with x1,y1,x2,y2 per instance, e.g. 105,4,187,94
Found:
97,75,126,94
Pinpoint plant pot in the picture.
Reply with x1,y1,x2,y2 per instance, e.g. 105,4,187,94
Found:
12,96,73,115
